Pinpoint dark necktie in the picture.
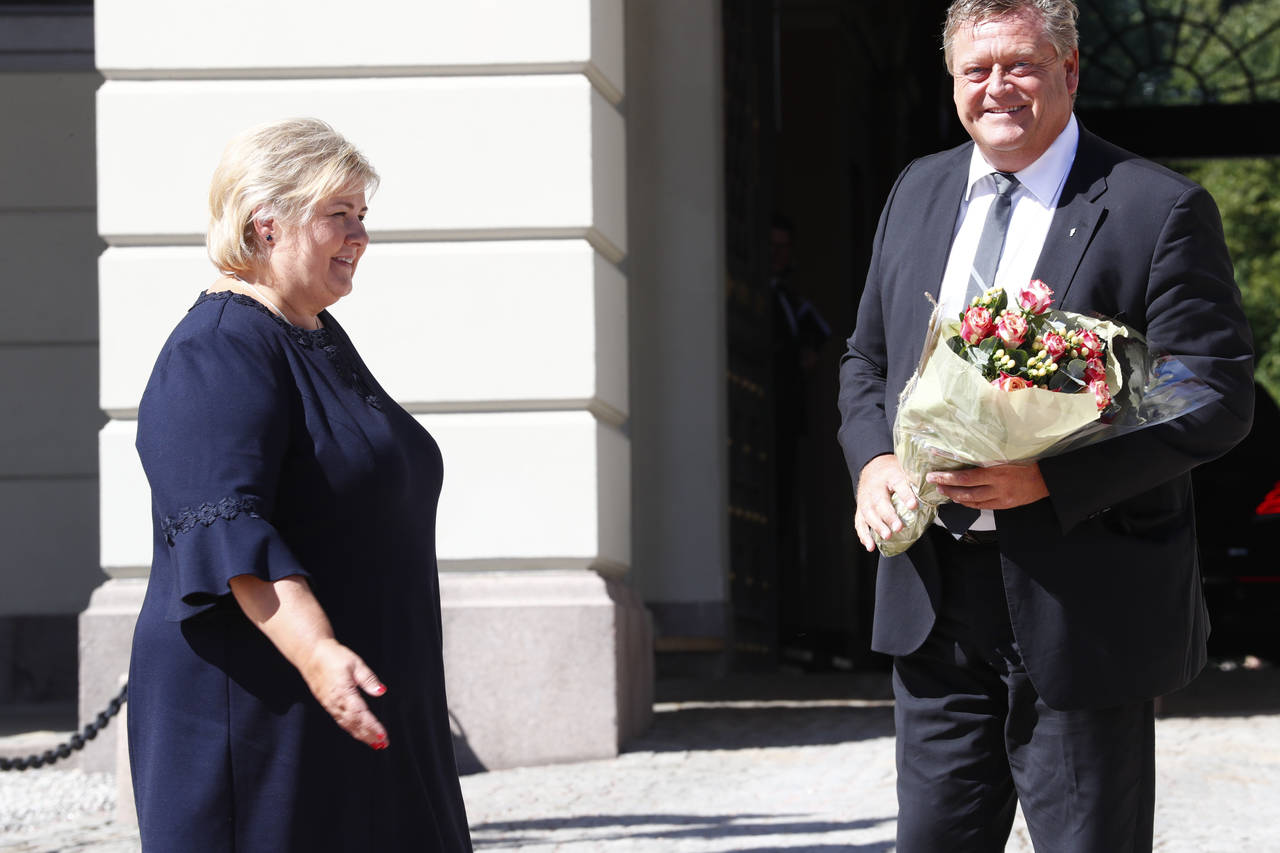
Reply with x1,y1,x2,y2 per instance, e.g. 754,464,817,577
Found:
938,500,980,535
940,172,1019,535
966,171,1020,301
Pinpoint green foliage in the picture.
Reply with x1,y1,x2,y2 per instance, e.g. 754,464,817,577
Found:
1078,0,1280,107
957,334,996,378
1169,158,1280,400
1049,359,1089,393
1075,1,1280,396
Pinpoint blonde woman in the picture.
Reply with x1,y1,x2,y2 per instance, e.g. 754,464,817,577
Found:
128,118,472,851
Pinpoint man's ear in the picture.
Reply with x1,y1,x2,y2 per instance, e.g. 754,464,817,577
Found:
1063,48,1080,96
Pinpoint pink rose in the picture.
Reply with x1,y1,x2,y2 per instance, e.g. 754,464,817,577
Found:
1017,279,1055,315
1089,378,1112,410
1041,331,1067,361
992,372,1031,392
995,310,1028,348
1076,330,1102,358
960,306,994,345
1084,357,1107,383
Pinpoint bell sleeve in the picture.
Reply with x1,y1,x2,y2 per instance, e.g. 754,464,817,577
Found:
136,322,310,622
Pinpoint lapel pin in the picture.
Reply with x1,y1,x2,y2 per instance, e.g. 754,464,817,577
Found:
1069,227,1077,237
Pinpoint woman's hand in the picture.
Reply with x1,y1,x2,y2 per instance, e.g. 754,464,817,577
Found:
300,639,389,749
229,574,391,750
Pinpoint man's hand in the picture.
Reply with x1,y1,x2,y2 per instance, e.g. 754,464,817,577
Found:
926,462,1048,510
854,454,917,553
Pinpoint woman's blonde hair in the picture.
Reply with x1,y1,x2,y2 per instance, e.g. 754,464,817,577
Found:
207,118,380,277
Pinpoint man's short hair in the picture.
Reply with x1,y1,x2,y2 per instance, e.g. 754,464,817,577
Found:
942,0,1080,67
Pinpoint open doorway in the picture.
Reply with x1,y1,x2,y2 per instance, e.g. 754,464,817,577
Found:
723,0,1280,675
722,0,957,671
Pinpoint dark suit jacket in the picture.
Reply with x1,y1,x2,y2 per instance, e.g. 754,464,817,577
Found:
837,127,1255,710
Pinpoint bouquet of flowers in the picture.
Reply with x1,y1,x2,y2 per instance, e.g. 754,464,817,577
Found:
952,279,1115,410
875,279,1219,556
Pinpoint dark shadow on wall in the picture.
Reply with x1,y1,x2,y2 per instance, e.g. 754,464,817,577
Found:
450,709,487,776
655,670,892,703
631,703,893,754
632,670,895,752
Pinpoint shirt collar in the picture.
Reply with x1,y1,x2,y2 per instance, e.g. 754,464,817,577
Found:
965,113,1080,205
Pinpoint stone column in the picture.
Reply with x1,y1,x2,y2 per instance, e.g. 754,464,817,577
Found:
625,0,732,659
86,0,649,782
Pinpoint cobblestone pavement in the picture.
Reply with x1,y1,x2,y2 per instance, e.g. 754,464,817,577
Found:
4,666,1279,852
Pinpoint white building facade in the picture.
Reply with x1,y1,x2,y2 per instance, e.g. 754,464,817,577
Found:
9,0,1268,788
0,3,103,729
58,0,732,777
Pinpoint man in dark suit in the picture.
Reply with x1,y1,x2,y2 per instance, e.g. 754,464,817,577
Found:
836,1,1254,850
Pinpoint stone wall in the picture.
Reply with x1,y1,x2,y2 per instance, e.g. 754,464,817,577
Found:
85,0,650,777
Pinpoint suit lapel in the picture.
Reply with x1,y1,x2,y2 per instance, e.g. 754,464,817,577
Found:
903,147,971,361
1033,131,1108,308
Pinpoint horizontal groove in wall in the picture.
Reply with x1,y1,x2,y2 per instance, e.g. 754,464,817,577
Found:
103,399,629,426
405,399,628,427
102,402,631,426
0,58,94,72
0,206,97,215
101,565,150,580
105,559,630,581
438,557,628,578
0,340,97,349
101,62,623,104
102,228,626,264
0,473,97,483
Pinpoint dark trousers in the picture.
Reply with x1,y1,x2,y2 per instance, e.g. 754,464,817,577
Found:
893,530,1155,853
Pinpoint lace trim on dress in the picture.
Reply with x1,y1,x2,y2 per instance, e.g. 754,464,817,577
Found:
195,291,382,409
161,496,263,545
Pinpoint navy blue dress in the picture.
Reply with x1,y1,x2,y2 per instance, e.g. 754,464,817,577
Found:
128,291,473,852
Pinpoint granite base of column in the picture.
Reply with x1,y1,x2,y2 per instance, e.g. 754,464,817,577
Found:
77,577,145,775
441,570,654,772
84,568,654,793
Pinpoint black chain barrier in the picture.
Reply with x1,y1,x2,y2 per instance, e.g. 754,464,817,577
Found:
0,682,128,771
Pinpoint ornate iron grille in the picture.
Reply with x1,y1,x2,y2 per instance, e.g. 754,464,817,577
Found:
1078,0,1280,107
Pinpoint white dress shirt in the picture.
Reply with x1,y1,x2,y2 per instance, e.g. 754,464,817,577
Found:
935,114,1080,531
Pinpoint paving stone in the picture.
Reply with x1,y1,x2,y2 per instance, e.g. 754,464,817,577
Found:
3,667,1278,851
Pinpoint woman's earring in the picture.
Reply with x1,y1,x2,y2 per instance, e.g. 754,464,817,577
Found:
266,234,273,242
